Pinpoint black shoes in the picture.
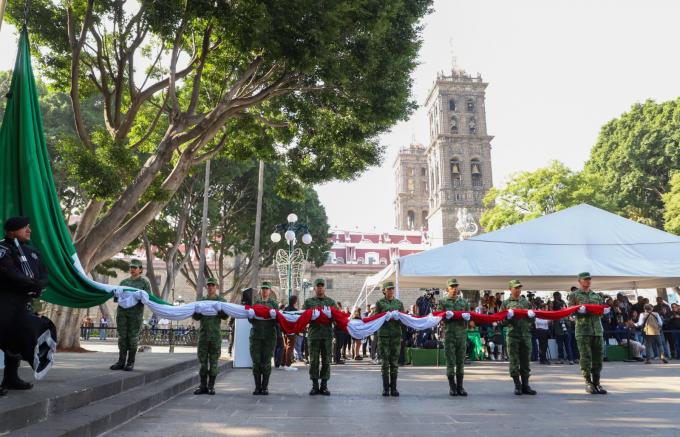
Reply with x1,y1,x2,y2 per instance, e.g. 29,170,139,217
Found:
309,379,320,396
382,374,390,396
319,379,331,396
456,375,467,396
448,374,457,396
513,376,522,395
194,375,209,395
521,375,537,395
389,373,399,397
123,350,136,371
110,351,126,370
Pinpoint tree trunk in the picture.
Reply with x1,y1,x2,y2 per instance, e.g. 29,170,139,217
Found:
142,231,160,297
196,159,211,299
250,159,265,288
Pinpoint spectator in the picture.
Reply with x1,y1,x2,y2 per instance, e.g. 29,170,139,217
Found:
619,338,646,361
667,304,680,359
350,308,363,360
535,306,551,365
333,301,347,364
634,304,668,364
653,297,671,315
551,292,574,364
100,316,109,340
282,295,299,371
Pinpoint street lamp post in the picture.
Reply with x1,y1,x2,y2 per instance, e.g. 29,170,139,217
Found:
270,213,313,300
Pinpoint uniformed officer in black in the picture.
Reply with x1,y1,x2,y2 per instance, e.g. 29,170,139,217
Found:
0,217,49,396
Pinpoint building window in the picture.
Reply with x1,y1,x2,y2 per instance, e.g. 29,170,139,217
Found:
468,116,477,134
421,167,426,176
407,210,415,230
471,159,482,187
422,210,428,228
466,97,475,112
366,252,379,265
450,116,458,134
407,178,415,193
407,167,414,176
325,279,334,289
449,99,456,111
450,158,461,187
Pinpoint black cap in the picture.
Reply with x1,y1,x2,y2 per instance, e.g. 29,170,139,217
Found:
4,216,30,232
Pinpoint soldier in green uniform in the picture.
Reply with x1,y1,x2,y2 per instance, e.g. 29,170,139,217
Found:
500,279,537,396
193,278,227,395
249,281,278,395
375,281,405,396
439,278,470,396
568,272,608,395
303,278,337,396
110,259,151,371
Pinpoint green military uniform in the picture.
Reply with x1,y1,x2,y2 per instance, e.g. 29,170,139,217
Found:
196,295,226,378
303,278,337,395
500,279,536,395
249,288,278,395
375,283,404,396
439,281,470,396
568,272,606,394
111,260,150,371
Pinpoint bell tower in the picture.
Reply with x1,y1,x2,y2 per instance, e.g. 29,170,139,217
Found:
425,68,493,245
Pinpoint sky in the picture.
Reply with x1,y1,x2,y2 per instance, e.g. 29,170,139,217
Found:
2,0,680,232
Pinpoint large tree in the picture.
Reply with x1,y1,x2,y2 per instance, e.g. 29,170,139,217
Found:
584,99,680,227
6,0,432,273
480,161,613,231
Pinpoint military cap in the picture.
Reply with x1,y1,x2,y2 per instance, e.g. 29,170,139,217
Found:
4,216,30,232
447,278,460,287
261,281,272,289
314,278,325,286
508,279,523,288
382,281,395,290
129,259,143,268
206,277,218,286
577,272,592,280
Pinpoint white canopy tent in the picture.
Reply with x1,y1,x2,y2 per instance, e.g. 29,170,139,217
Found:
356,204,680,307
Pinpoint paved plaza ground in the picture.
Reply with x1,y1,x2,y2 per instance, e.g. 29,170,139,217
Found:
109,359,680,437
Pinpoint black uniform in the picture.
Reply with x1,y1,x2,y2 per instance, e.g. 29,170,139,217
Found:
0,237,49,390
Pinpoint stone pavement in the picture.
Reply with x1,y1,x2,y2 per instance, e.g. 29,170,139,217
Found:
110,360,680,436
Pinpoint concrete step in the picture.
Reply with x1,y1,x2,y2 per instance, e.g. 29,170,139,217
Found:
9,359,232,437
0,352,214,435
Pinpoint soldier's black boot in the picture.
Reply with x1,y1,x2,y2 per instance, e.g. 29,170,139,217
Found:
447,375,458,396
260,374,269,396
521,375,536,395
382,373,390,396
319,379,331,396
585,375,597,394
123,350,136,371
253,373,262,395
208,375,216,395
2,355,32,390
389,372,399,397
110,350,127,370
309,379,320,396
0,387,7,396
513,376,522,395
592,372,607,395
194,375,208,395
456,375,467,396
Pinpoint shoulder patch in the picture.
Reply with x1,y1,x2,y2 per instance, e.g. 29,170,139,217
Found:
31,252,38,260
0,247,6,258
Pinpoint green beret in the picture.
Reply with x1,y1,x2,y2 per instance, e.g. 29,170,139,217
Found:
508,279,523,288
129,259,143,268
261,281,272,289
447,278,459,287
382,281,395,290
314,278,325,286
577,272,592,280
206,277,218,286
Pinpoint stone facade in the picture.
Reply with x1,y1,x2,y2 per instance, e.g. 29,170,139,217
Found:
393,143,429,231
424,69,494,245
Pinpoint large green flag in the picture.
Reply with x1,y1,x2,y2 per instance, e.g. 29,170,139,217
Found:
0,28,166,308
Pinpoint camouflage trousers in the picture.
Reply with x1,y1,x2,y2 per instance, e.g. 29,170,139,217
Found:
576,335,603,380
198,335,222,377
378,335,401,376
250,336,276,378
308,338,332,380
116,304,144,354
444,334,467,377
506,335,532,378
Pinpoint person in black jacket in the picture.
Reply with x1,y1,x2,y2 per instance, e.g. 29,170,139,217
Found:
0,217,49,395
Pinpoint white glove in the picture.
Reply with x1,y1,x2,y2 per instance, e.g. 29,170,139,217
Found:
445,310,454,320
527,310,536,319
462,312,471,321
384,311,392,321
603,307,611,315
492,322,498,327
322,306,332,319
247,308,255,319
578,305,587,314
311,309,320,320
390,310,400,321
507,309,514,320
269,309,277,319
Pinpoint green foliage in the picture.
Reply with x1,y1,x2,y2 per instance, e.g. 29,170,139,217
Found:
93,258,130,278
584,99,680,228
480,161,614,231
662,173,680,235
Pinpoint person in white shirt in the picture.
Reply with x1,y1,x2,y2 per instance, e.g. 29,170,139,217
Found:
535,310,551,364
634,304,668,364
